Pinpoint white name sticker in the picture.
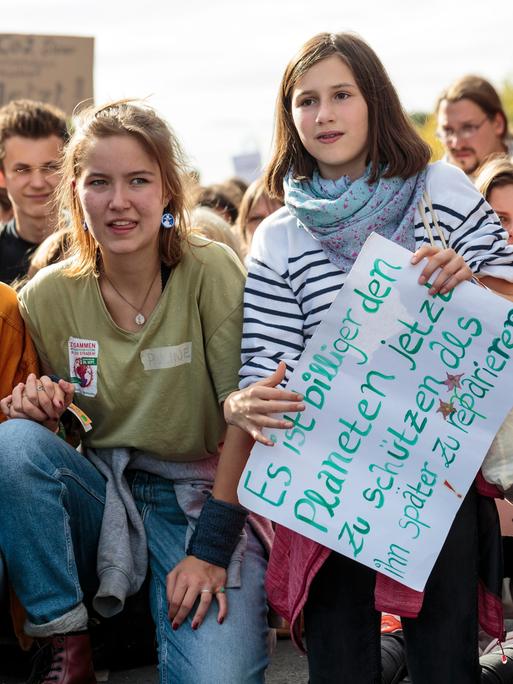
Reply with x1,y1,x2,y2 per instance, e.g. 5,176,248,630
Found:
68,337,99,397
140,342,192,371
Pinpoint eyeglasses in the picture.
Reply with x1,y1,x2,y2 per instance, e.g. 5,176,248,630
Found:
436,117,489,143
9,163,60,177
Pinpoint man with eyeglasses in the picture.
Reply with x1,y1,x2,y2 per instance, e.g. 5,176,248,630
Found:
436,75,512,177
0,100,68,284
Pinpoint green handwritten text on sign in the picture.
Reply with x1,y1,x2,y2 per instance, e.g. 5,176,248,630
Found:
238,233,513,591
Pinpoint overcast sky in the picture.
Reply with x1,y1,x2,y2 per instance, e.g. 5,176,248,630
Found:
5,0,513,182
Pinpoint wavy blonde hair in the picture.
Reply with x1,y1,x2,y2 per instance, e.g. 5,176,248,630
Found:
474,156,513,201
58,99,191,277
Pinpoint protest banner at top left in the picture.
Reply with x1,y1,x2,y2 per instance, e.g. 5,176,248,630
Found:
0,34,94,114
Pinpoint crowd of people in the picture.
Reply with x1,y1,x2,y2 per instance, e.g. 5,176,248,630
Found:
0,30,512,684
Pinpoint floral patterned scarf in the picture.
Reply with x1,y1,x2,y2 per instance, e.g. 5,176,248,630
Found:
284,165,427,272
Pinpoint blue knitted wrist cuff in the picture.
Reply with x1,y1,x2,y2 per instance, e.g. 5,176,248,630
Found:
187,497,248,569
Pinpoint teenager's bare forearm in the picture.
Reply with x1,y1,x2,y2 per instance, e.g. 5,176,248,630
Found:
212,425,255,504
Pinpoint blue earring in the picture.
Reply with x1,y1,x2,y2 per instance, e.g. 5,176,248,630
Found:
82,221,88,232
161,209,175,229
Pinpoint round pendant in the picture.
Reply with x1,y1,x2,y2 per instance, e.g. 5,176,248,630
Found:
135,313,146,326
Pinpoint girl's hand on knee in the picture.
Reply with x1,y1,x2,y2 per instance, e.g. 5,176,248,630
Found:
166,556,227,630
411,246,472,296
224,361,305,446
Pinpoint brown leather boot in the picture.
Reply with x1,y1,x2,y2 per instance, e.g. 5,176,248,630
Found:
27,631,97,684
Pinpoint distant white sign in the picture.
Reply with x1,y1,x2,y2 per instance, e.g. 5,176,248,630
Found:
232,150,261,183
0,34,94,114
238,233,513,591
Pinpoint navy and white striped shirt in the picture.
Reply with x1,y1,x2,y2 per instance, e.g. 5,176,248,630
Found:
240,161,513,388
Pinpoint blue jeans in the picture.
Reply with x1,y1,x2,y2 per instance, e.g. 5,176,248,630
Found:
0,420,269,683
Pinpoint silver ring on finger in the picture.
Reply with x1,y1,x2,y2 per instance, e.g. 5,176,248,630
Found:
200,588,212,594
36,385,44,391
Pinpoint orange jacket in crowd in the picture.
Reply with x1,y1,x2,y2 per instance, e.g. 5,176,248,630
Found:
0,281,39,414
0,280,39,649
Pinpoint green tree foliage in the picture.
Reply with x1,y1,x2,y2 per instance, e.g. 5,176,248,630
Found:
410,112,445,162
501,78,513,126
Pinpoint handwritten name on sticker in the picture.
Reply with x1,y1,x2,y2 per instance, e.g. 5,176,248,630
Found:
140,342,192,371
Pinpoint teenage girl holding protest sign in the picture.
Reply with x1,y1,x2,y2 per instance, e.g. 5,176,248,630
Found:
221,33,513,683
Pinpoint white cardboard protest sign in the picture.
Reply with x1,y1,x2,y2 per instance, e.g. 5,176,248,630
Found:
238,233,513,591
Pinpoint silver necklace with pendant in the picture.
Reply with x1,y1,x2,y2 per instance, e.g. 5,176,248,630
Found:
102,267,160,326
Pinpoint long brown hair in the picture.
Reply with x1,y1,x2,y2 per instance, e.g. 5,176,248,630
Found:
58,100,191,277
265,32,430,198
